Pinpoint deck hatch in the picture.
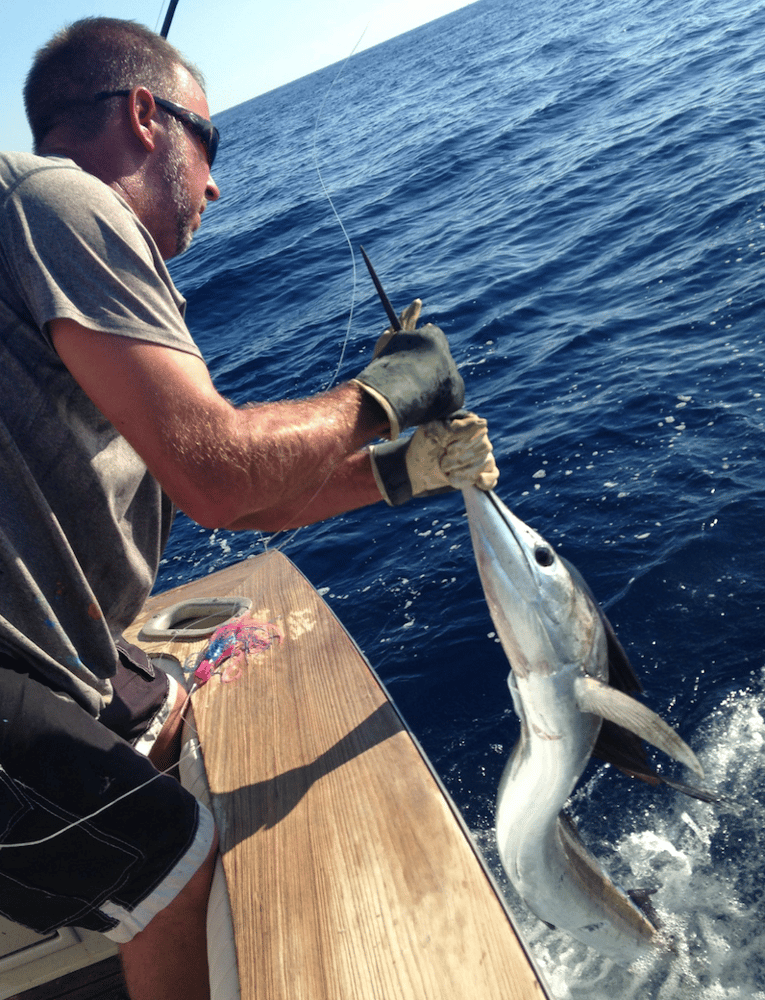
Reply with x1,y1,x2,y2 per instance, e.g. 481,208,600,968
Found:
138,597,252,641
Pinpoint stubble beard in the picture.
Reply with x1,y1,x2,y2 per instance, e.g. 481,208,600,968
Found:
160,126,198,257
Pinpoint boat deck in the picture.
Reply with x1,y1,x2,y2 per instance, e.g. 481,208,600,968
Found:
124,549,549,1000
5,550,550,999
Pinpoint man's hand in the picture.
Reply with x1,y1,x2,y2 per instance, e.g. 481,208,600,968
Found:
370,411,499,506
372,297,422,357
351,299,464,439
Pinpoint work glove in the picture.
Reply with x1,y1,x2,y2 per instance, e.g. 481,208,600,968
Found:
351,299,464,440
370,410,499,506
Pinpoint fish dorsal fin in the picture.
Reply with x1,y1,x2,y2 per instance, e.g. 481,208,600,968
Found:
574,675,703,777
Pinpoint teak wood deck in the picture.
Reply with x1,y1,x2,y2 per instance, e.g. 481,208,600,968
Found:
125,549,550,1000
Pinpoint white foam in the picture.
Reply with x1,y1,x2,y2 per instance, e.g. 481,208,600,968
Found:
493,675,765,999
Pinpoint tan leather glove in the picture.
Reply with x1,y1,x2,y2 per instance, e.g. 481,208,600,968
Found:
370,410,499,506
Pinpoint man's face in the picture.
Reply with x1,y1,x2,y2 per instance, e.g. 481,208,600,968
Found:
153,67,220,259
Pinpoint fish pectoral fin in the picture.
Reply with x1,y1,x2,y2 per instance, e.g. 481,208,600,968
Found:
574,675,704,777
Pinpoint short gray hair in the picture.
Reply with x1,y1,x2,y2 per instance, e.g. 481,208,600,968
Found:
24,17,206,149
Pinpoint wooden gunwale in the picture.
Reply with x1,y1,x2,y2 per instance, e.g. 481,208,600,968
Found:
123,548,551,1000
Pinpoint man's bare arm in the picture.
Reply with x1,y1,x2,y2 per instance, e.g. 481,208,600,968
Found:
50,319,388,531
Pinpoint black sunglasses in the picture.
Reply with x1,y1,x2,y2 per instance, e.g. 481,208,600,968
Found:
94,90,219,168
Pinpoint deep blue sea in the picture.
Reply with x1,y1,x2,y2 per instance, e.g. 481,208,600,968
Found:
164,0,765,995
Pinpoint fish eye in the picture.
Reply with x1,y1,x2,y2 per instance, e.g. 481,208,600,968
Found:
534,546,555,567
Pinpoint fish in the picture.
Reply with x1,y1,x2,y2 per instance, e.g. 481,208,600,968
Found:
462,485,709,965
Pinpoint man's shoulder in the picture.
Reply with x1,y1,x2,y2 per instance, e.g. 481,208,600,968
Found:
0,152,149,267
0,152,121,214
0,150,83,188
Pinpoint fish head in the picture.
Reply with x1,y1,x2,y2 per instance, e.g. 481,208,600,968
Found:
462,487,607,683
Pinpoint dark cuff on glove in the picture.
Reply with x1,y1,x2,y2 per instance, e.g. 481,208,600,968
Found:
370,438,456,507
370,438,413,506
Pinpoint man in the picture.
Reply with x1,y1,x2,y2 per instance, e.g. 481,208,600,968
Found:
0,17,497,1000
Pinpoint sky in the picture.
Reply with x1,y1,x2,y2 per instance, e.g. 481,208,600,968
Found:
4,0,475,153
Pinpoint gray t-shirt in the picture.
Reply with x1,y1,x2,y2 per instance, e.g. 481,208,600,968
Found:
0,153,203,715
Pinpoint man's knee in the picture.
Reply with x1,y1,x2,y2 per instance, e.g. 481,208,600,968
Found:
148,681,190,772
128,825,219,935
118,829,219,1000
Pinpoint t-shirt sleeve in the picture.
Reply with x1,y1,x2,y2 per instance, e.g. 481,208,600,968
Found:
1,161,202,358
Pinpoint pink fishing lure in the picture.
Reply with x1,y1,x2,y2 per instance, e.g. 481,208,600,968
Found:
194,614,283,685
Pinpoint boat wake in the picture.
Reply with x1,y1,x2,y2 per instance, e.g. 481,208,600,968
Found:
475,670,765,1000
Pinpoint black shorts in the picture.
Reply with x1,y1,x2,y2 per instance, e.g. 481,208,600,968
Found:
0,645,215,943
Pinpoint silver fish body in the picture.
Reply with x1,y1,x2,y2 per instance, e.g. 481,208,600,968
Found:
462,486,702,964
496,668,655,964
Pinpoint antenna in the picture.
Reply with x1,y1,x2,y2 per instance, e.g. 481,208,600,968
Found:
160,0,180,38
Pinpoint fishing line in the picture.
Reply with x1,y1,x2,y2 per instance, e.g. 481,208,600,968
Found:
1,609,284,848
312,23,369,392
0,654,208,851
263,23,375,554
0,726,192,849
154,0,177,38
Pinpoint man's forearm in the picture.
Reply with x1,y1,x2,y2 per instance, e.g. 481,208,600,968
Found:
180,382,389,529
224,448,383,531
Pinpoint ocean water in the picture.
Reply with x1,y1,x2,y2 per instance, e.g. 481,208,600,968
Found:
165,0,765,995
